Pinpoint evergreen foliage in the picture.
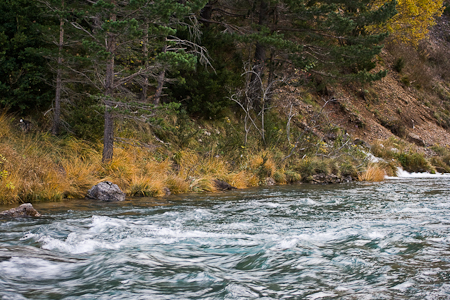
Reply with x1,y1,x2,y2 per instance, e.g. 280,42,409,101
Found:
0,0,445,163
0,0,54,111
169,29,243,118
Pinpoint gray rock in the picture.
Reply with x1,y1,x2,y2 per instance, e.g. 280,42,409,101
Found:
86,181,125,202
213,179,237,191
163,187,171,196
265,177,276,186
0,203,41,218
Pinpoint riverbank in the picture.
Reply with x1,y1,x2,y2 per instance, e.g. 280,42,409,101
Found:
1,110,450,205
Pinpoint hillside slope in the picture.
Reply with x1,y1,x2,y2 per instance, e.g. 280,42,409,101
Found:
302,15,450,149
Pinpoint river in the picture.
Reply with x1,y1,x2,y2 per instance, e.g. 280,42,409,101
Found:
1,176,450,299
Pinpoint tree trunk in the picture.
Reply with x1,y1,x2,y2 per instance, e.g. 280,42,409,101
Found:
249,0,268,112
52,0,64,136
102,8,116,163
200,1,213,27
154,45,167,105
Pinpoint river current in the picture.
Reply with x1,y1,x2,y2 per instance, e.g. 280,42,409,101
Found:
1,177,450,299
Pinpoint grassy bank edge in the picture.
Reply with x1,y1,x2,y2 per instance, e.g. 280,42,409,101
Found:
0,114,448,205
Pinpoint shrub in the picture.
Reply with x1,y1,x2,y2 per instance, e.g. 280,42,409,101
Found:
285,170,302,182
273,171,287,184
296,157,330,179
430,157,450,173
397,152,434,173
339,161,358,177
393,57,405,73
378,161,399,176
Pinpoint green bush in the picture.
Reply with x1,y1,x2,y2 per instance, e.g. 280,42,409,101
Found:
396,152,434,173
339,161,357,177
285,170,302,182
273,171,286,183
393,57,405,73
296,158,330,178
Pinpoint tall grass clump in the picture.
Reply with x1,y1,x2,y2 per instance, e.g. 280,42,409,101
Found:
358,163,386,182
0,133,67,203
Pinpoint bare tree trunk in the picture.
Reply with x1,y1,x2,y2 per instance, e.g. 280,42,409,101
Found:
52,0,64,136
249,0,268,112
102,8,116,163
141,19,149,101
154,45,167,105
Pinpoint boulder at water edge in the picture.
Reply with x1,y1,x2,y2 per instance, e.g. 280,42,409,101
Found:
0,203,41,218
86,181,126,202
213,179,237,191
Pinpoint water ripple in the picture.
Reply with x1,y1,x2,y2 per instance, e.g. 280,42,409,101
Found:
1,179,450,299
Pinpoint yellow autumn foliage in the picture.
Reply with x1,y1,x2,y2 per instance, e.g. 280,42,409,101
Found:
372,0,444,45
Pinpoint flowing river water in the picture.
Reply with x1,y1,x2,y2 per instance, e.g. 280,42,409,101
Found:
1,176,450,299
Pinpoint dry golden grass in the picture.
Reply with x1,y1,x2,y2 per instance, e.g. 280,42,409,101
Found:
224,171,249,189
165,176,190,194
61,156,100,198
249,153,276,177
0,135,68,203
189,176,217,192
0,112,12,139
129,174,166,197
358,164,386,182
0,112,372,204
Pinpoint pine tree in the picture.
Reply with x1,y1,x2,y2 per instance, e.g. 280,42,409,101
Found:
0,0,55,111
281,0,398,82
69,0,207,162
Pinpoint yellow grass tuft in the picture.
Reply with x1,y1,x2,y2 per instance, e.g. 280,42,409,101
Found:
189,176,217,192
129,174,165,197
62,156,100,198
165,176,190,194
358,164,386,182
225,171,248,189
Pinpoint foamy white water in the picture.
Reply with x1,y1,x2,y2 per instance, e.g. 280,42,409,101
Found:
1,180,450,299
386,167,450,179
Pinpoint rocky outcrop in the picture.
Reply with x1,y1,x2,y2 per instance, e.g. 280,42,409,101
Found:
213,179,237,191
0,203,41,218
86,181,125,202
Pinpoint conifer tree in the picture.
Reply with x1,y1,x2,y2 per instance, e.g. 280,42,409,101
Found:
69,0,207,162
0,0,54,111
199,0,396,109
